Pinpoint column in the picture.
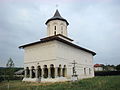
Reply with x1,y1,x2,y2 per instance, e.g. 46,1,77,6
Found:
55,67,58,78
60,68,62,77
24,69,27,78
48,68,51,78
30,69,32,78
41,68,44,78
65,68,67,77
35,69,38,78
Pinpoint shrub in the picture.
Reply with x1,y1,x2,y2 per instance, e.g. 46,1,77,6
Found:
95,71,120,76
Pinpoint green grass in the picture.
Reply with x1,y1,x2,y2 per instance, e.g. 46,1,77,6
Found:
0,76,120,90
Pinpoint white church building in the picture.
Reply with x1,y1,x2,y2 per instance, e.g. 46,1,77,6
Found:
19,10,96,82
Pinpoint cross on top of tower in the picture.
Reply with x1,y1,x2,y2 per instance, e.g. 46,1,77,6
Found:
56,4,58,9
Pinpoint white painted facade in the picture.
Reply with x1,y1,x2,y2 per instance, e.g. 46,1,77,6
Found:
20,10,96,82
47,20,68,37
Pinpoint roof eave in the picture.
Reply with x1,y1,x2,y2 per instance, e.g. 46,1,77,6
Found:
19,36,96,56
45,18,69,25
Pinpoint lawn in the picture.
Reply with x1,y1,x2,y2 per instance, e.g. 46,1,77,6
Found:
0,76,120,90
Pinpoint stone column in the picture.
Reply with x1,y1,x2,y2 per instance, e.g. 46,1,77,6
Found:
48,68,51,78
41,68,44,78
35,69,38,78
30,69,32,78
24,69,27,78
60,68,62,77
65,68,67,77
55,67,58,78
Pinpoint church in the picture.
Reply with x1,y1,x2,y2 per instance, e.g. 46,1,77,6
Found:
19,9,96,82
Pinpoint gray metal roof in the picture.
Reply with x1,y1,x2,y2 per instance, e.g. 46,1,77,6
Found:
45,9,69,25
19,34,96,56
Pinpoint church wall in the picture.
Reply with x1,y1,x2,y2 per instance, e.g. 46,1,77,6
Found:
23,40,94,81
24,41,57,68
55,41,94,79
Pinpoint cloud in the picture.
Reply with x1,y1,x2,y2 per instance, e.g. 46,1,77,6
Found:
0,0,120,67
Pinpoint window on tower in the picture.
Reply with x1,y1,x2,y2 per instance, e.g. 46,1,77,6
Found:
54,26,56,35
54,31,56,35
54,26,56,30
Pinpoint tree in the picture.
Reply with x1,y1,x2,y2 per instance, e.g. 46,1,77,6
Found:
116,64,120,71
6,58,14,67
6,58,15,81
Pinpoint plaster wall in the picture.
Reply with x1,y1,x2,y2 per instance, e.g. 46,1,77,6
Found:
23,40,94,79
47,20,67,37
55,41,94,79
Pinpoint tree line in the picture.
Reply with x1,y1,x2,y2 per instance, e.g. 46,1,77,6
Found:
0,58,23,82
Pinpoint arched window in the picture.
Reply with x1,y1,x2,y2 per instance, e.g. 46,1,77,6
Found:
31,66,35,78
84,68,86,75
58,64,61,77
37,66,42,78
26,67,30,78
50,64,55,78
54,31,56,35
54,26,56,30
54,26,57,35
89,68,91,74
43,65,48,78
62,65,67,77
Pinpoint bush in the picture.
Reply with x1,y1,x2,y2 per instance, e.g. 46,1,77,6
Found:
0,76,4,82
95,71,120,76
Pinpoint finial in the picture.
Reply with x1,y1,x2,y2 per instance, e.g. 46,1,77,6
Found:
56,4,59,9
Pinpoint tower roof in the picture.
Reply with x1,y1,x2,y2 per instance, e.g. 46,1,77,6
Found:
54,9,61,17
45,9,69,25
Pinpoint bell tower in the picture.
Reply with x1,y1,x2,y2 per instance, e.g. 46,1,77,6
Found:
45,9,69,37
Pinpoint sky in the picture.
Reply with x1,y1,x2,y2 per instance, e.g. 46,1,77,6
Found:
0,0,120,67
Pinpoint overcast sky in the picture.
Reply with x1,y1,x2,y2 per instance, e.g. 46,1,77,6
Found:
0,0,120,67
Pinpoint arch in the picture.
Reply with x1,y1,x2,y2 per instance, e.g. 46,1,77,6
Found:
54,25,57,35
50,64,55,78
58,64,61,77
54,31,56,35
62,65,67,77
84,68,86,75
37,66,42,78
31,66,35,78
26,67,30,78
89,68,91,74
43,65,48,78
54,26,57,30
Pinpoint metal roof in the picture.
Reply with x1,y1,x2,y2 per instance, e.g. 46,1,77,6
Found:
45,9,69,25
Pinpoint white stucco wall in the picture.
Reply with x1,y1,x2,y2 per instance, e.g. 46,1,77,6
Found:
24,41,57,69
23,40,94,79
47,20,67,37
55,41,94,79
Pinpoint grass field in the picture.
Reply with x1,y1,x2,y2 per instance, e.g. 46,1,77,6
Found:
0,76,120,90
